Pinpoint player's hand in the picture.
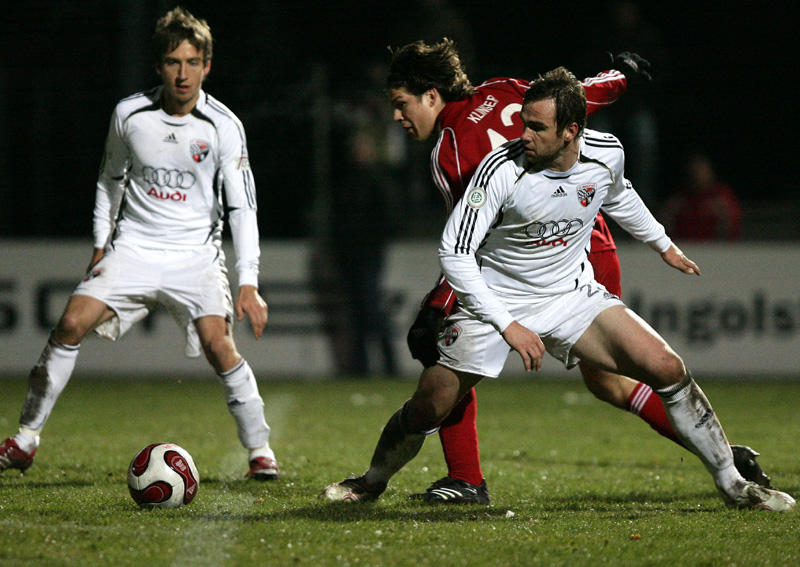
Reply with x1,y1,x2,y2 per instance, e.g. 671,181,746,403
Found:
661,244,701,276
502,321,545,372
236,285,268,339
407,306,444,368
610,51,652,83
86,247,105,272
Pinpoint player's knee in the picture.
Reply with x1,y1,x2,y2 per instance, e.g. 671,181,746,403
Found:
403,392,451,433
653,350,687,387
201,336,239,372
54,313,88,345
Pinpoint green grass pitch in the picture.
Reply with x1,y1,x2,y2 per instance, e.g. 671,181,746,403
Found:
1,376,798,566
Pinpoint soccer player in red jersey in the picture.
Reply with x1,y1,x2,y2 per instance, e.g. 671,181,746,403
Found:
386,39,770,503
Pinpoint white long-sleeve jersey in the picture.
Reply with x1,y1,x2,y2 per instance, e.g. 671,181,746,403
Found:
93,87,260,287
439,129,672,333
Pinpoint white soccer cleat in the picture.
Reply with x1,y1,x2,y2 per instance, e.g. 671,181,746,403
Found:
320,476,386,502
723,481,796,512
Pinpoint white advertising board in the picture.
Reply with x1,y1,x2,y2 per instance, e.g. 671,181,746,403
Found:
1,240,798,379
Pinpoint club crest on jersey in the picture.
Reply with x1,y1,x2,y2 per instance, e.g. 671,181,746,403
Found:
467,187,487,209
190,139,210,163
441,323,461,346
577,184,596,207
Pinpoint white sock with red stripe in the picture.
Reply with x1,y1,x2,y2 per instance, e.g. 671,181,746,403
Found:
627,382,683,446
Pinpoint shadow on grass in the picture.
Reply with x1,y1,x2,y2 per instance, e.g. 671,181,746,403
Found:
0,477,94,488
182,489,727,524
241,501,513,523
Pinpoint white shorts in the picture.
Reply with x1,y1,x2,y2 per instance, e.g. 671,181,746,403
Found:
436,280,624,378
74,242,233,357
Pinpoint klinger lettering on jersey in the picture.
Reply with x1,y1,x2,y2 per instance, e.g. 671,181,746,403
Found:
466,95,499,124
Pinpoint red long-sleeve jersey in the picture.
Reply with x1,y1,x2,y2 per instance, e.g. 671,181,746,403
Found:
425,72,625,313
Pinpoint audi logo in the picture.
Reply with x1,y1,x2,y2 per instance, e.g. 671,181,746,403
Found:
141,166,196,189
524,219,584,241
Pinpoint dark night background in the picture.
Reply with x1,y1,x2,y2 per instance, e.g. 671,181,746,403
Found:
1,1,797,240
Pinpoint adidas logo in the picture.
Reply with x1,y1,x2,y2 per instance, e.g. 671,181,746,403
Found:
162,133,178,144
551,186,567,198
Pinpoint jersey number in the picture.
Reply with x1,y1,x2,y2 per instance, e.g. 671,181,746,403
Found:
485,103,522,149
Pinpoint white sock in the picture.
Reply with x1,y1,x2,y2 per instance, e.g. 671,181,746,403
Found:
217,359,272,452
656,375,744,495
13,428,41,454
18,338,80,443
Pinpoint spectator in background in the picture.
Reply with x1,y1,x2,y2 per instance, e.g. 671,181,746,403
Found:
310,62,402,377
660,151,743,240
587,0,665,207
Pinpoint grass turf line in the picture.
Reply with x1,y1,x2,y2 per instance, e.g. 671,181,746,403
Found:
0,377,798,567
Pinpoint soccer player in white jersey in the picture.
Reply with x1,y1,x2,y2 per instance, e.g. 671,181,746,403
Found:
0,8,280,481
322,67,795,511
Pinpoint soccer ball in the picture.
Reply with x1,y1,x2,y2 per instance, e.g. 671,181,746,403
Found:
127,443,200,509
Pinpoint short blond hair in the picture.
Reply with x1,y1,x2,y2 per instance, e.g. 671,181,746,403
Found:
153,7,213,64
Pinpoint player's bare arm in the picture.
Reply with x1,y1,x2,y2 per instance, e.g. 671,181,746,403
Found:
236,285,268,339
87,248,105,272
659,244,701,276
501,321,545,372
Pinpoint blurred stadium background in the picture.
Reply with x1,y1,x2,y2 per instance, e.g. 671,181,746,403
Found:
2,1,799,380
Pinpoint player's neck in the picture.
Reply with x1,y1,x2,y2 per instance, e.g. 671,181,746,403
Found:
551,145,579,172
534,143,579,173
161,92,200,117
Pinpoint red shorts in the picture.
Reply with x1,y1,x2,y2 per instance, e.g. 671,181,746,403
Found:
588,248,621,297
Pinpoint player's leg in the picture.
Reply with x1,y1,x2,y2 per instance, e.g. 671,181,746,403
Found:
321,364,483,501
575,305,794,511
586,249,771,485
195,315,278,480
413,388,488,502
579,362,682,444
586,248,682,443
409,388,487,503
1,294,114,472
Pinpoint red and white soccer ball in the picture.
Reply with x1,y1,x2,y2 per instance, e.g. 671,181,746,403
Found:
127,443,200,509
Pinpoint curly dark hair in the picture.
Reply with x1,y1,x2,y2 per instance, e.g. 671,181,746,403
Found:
387,38,476,102
523,67,587,135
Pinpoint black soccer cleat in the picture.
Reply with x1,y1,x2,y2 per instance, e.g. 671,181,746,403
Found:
409,476,491,505
731,445,773,489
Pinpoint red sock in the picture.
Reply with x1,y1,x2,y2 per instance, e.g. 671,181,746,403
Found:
438,388,484,486
627,382,684,447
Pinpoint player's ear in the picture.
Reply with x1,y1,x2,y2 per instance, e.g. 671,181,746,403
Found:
424,88,439,107
563,122,579,143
